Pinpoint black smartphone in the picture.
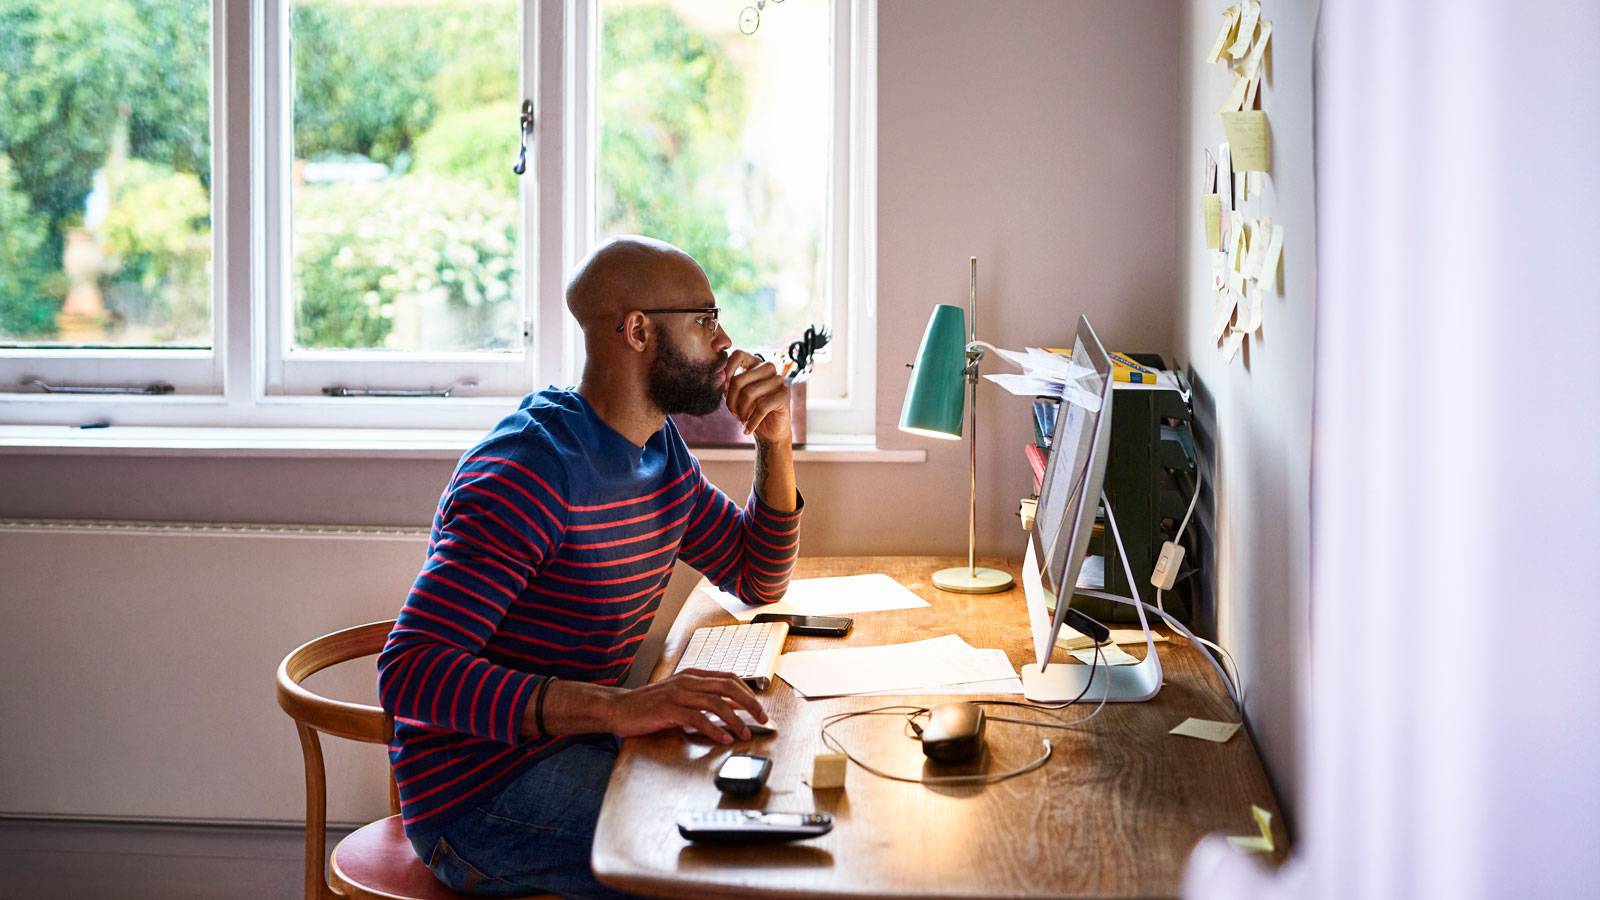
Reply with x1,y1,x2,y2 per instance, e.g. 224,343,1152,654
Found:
750,613,852,637
714,754,772,796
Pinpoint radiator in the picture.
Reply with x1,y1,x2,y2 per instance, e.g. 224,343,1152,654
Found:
0,518,429,826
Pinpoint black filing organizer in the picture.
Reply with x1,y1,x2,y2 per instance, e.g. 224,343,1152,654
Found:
1029,353,1198,625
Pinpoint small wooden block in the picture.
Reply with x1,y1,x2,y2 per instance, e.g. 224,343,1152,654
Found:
805,752,847,789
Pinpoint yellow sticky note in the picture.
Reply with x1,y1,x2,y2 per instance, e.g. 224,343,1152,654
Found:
1221,110,1270,172
1259,225,1285,289
1227,804,1276,853
1229,0,1260,59
1207,5,1241,65
1169,717,1242,743
1242,19,1273,82
1218,75,1249,114
1203,194,1222,249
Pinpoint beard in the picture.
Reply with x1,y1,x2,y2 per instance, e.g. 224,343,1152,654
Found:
647,328,725,417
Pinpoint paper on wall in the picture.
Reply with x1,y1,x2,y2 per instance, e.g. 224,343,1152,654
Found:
1221,111,1271,172
1259,225,1285,289
1211,290,1238,341
1217,75,1250,114
1206,4,1241,65
698,573,929,623
1217,143,1233,209
1229,1,1261,59
1222,329,1247,362
1241,19,1273,82
1242,284,1264,334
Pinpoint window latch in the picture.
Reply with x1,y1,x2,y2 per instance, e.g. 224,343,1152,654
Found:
321,379,477,399
513,99,534,176
22,378,175,396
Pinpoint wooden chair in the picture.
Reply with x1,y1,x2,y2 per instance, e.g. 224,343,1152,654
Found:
276,620,549,900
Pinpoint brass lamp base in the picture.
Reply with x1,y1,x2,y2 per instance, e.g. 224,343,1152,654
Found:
932,566,1015,594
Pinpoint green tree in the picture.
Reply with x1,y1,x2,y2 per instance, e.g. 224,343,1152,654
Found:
0,154,54,338
597,4,767,337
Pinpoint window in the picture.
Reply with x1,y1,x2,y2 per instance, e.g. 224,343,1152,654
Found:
0,0,875,437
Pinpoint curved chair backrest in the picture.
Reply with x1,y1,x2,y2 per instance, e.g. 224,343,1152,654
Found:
276,620,398,900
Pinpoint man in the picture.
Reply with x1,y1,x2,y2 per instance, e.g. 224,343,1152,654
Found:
376,235,801,898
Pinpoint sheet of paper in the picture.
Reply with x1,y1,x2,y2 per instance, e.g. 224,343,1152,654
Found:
864,672,1024,695
1227,804,1276,853
1217,143,1233,209
1210,253,1227,292
1170,717,1242,743
1242,221,1269,279
1242,284,1264,334
1022,346,1097,383
1247,169,1264,197
1206,4,1240,65
699,573,929,623
1222,329,1247,362
1217,75,1249,114
1210,290,1238,341
1106,629,1168,646
1259,224,1285,289
1203,193,1222,249
1069,642,1141,667
1244,72,1261,110
1231,210,1249,268
1241,19,1273,81
1221,111,1270,172
984,373,1064,398
1229,1,1260,59
776,634,1020,699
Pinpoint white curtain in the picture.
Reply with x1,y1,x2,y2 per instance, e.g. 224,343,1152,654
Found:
1187,2,1600,897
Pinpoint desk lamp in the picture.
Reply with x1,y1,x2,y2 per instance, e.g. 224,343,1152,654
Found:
898,258,1015,594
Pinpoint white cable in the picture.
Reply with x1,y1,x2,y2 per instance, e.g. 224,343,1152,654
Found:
1078,587,1244,710
1148,464,1244,706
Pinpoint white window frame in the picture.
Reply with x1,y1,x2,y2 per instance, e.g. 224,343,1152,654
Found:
0,0,876,439
0,0,230,400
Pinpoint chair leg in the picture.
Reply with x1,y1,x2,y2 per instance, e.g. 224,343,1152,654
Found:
295,723,336,900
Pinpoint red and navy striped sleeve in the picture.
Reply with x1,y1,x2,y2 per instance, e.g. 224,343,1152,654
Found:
677,462,801,606
376,453,569,745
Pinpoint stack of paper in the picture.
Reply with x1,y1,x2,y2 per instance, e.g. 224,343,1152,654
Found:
982,346,1102,412
696,573,929,623
776,634,1022,698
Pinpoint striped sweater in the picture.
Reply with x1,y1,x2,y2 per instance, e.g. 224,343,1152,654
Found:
376,388,800,834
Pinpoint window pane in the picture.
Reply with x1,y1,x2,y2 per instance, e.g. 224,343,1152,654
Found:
289,0,522,352
596,0,833,357
0,0,213,349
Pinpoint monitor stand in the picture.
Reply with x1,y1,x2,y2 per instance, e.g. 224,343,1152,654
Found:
1021,492,1163,703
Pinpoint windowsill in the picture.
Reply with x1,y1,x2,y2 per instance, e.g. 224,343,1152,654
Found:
0,425,927,463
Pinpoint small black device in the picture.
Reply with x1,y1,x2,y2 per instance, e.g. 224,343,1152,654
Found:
919,701,986,762
749,613,852,637
676,810,833,844
714,754,772,795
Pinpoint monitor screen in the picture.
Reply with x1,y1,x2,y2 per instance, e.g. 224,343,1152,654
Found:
1026,315,1115,667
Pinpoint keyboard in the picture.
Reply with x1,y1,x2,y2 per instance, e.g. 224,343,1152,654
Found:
674,621,790,691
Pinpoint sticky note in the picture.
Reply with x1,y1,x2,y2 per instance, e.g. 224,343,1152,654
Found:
1242,222,1268,279
1069,642,1141,667
1218,75,1250,114
1227,804,1275,853
1169,717,1242,743
1259,225,1285,289
1247,170,1263,197
805,752,847,789
1211,291,1238,341
1217,143,1233,208
1229,0,1260,59
1210,251,1228,292
1221,111,1270,172
1106,629,1167,645
1203,194,1222,249
1222,329,1246,362
1245,283,1263,334
1207,5,1241,65
1242,19,1273,82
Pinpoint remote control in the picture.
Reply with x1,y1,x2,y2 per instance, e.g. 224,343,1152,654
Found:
675,810,833,844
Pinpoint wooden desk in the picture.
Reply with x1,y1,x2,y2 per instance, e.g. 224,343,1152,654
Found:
593,557,1285,898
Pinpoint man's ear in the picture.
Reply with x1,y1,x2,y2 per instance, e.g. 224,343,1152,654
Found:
620,312,650,351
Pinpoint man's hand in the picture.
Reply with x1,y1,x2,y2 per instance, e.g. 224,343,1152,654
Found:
601,669,767,744
723,349,792,445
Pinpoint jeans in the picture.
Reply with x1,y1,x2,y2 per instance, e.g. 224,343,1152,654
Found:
406,738,637,899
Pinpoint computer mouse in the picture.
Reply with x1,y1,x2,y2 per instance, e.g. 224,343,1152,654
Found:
920,701,985,762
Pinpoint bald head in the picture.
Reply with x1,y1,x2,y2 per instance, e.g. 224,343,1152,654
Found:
565,235,710,336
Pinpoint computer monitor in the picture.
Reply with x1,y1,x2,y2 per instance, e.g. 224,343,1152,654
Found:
1019,315,1162,703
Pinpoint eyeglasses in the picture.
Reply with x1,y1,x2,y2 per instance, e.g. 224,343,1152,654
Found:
615,306,721,334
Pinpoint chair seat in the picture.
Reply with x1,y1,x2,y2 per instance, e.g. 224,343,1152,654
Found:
330,815,550,900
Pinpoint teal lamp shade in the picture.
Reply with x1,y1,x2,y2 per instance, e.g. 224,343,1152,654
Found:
898,304,967,440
